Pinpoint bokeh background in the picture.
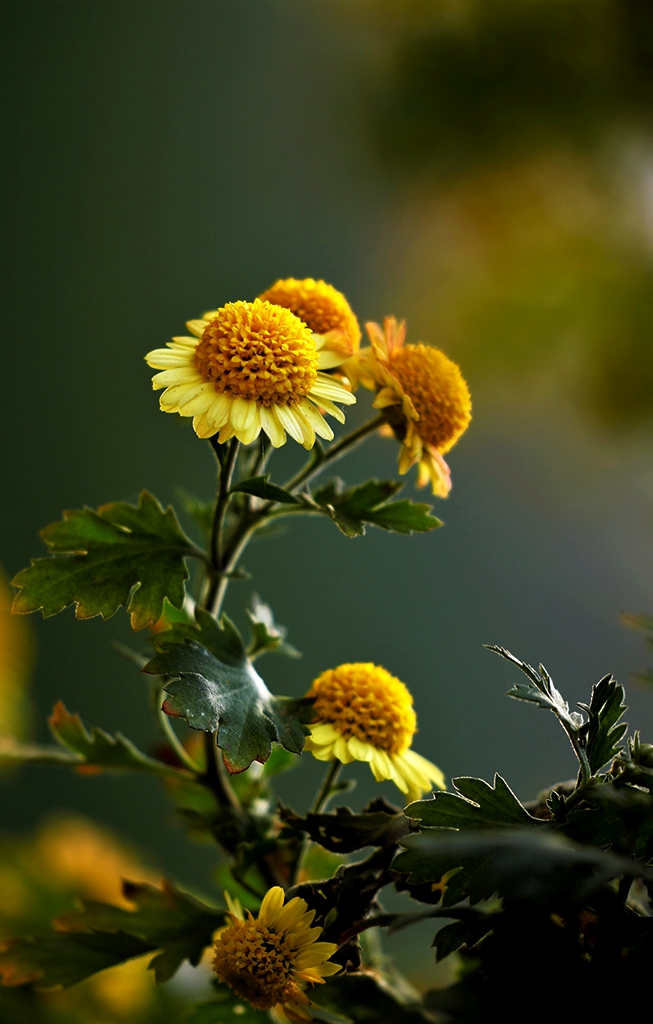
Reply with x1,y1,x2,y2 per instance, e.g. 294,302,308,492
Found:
2,0,653,1004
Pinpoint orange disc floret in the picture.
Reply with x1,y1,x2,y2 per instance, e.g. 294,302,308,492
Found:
307,662,416,756
194,299,318,407
260,278,361,353
213,917,303,1011
388,344,471,455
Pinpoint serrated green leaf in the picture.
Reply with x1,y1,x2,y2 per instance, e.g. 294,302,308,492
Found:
0,701,190,780
311,479,442,538
0,880,224,989
432,909,495,962
407,775,541,830
144,636,314,772
232,475,301,504
0,930,150,989
57,880,224,983
486,645,584,732
246,594,300,660
280,798,415,853
12,492,198,631
151,608,246,666
579,674,628,773
393,828,653,907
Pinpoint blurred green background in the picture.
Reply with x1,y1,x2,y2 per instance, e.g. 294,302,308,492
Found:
2,0,653,995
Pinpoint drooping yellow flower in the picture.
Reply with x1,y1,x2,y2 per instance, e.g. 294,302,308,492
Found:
346,317,471,497
212,887,340,1022
146,299,355,449
260,278,361,366
304,662,445,804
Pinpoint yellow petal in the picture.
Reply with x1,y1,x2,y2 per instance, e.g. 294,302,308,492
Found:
260,405,287,448
308,393,346,424
348,736,374,762
152,367,202,388
259,886,285,926
275,404,306,446
300,399,334,441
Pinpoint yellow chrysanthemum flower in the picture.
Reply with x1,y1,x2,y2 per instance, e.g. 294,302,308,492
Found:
304,662,445,804
145,299,355,449
260,278,361,367
212,887,340,1023
346,317,471,497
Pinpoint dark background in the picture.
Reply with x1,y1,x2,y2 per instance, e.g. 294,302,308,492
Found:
2,0,653,988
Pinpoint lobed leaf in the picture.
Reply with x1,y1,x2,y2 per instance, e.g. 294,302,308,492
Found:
280,798,415,853
144,620,314,772
311,479,442,538
0,701,190,780
406,775,541,831
486,645,584,732
12,492,198,631
0,880,224,989
578,674,628,773
246,594,300,660
393,828,653,907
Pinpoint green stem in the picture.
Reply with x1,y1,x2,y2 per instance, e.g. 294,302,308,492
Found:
156,692,202,774
310,759,343,813
205,437,240,614
200,732,247,825
283,414,385,495
289,760,344,889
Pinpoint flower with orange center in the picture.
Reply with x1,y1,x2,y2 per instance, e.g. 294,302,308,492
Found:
212,887,340,1023
145,299,355,449
346,317,471,497
304,662,445,804
259,278,361,366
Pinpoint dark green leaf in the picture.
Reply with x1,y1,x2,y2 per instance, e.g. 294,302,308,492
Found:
393,827,653,907
315,972,427,1023
0,701,190,780
486,645,584,732
578,674,628,772
311,479,442,537
187,993,268,1023
144,636,314,772
432,909,495,962
280,798,415,853
232,475,301,504
406,775,541,830
0,930,150,989
151,608,246,666
246,594,300,660
57,880,224,984
12,492,197,631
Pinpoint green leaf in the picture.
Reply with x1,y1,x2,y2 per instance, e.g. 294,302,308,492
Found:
280,798,415,853
0,701,190,780
393,828,653,907
0,880,224,989
406,775,541,830
60,880,224,983
187,991,268,1023
486,645,584,733
176,488,214,539
246,594,300,660
151,608,247,666
432,908,496,962
12,492,198,631
231,475,301,504
311,479,442,538
0,930,151,989
578,674,628,773
144,629,314,772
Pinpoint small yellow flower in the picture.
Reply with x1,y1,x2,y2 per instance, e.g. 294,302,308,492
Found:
260,278,361,366
145,299,355,449
212,887,340,1022
347,317,471,497
304,662,445,804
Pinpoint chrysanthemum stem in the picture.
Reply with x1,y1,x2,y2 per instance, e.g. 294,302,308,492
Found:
283,414,386,495
200,731,247,825
156,690,202,774
206,437,240,615
311,759,343,814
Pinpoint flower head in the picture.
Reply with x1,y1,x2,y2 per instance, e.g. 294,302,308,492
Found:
145,299,355,449
305,662,445,804
212,887,340,1022
347,317,471,496
260,278,361,367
